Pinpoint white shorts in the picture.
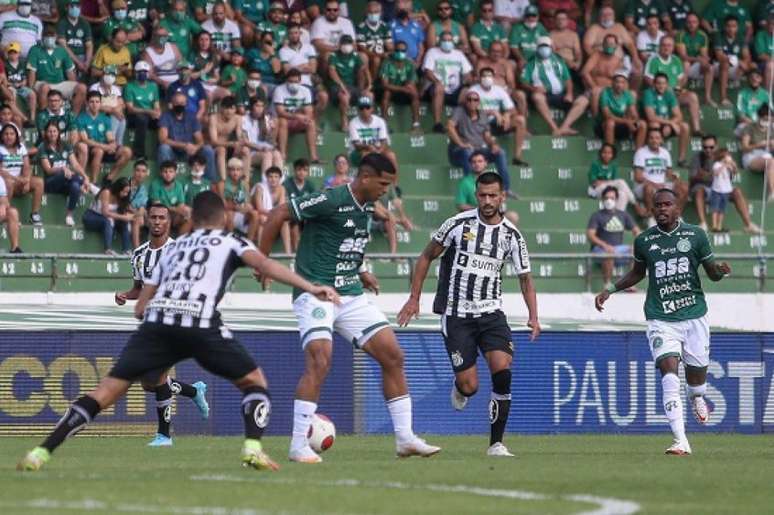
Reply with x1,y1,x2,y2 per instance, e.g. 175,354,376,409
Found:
711,62,740,81
293,292,390,348
687,62,703,80
0,177,6,197
646,315,710,368
35,80,80,99
232,211,248,233
634,181,673,200
742,149,772,169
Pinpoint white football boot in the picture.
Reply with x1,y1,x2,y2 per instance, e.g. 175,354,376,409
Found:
450,384,468,411
665,438,692,456
396,437,442,458
691,396,710,425
487,442,515,457
288,445,323,464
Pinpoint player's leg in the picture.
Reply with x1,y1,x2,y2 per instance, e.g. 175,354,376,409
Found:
442,314,480,410
141,373,175,446
683,316,711,425
479,312,515,456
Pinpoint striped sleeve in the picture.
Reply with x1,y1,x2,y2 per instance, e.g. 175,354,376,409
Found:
509,230,531,275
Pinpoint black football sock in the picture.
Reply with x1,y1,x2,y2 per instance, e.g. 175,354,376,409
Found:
242,386,271,440
168,378,197,398
155,383,173,437
42,395,101,453
489,369,512,446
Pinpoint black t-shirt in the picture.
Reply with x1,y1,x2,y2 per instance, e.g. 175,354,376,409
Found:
587,209,635,247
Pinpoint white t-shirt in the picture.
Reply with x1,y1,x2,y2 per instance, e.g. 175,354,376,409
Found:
201,18,241,53
272,82,313,113
88,82,123,109
711,162,733,194
348,114,390,150
494,0,530,19
422,47,472,94
278,43,318,86
636,30,664,59
310,16,355,48
634,145,672,184
0,11,43,58
468,83,514,114
0,143,29,177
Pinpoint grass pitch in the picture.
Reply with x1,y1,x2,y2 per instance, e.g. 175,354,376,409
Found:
1,434,773,514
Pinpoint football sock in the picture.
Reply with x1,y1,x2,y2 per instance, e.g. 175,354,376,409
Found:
42,395,101,453
242,386,271,440
155,383,173,437
386,395,414,443
661,373,686,441
686,382,707,398
490,369,512,446
290,399,317,451
168,378,197,398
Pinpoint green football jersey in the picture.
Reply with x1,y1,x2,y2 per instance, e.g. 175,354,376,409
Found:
449,0,475,24
599,87,635,118
645,55,684,87
329,51,361,87
754,29,772,58
508,22,548,60
713,32,745,58
588,160,619,183
633,222,714,321
625,0,666,29
289,184,373,299
183,178,211,206
56,16,93,59
736,87,770,121
36,108,76,142
38,142,74,169
703,0,750,32
642,87,678,117
149,178,185,207
27,45,74,84
356,20,391,54
379,56,417,85
76,111,111,143
470,20,506,52
256,20,287,45
676,29,709,58
123,80,160,110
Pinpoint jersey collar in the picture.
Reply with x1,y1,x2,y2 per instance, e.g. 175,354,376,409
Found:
656,220,681,236
347,183,366,211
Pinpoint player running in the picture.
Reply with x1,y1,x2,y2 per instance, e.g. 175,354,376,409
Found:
18,192,340,472
397,171,540,457
259,153,441,463
114,202,209,447
595,189,730,455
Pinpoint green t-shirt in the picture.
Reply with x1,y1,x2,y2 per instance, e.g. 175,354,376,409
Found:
703,0,750,32
244,48,278,84
356,20,392,54
736,86,770,121
222,64,247,94
599,87,635,118
124,80,160,110
455,174,476,207
193,0,218,16
450,0,475,24
642,87,678,117
470,20,506,52
27,45,74,84
283,176,316,199
3,58,27,87
588,160,619,183
160,17,201,57
36,108,76,142
76,111,112,143
379,56,417,86
38,141,74,169
664,0,693,31
508,22,548,60
288,184,373,298
256,20,287,45
233,0,268,24
625,0,666,29
712,32,746,58
521,54,570,95
224,177,248,205
645,55,684,87
329,51,362,87
101,18,142,56
633,222,713,321
754,29,772,58
149,177,185,207
183,178,211,206
56,16,92,60
676,29,709,58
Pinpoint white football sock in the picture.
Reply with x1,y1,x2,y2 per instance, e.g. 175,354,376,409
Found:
386,395,414,444
686,382,706,398
290,399,317,452
662,373,687,442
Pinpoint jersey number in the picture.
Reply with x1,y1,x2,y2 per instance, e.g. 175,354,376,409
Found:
168,248,210,282
654,257,689,279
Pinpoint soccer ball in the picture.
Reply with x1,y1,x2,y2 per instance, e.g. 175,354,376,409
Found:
307,413,336,452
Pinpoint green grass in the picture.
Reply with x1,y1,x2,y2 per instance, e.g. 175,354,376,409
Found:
1,435,773,514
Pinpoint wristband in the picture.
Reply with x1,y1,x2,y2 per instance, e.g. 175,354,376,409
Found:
605,284,617,294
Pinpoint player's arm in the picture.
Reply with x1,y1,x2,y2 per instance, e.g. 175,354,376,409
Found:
518,272,540,341
241,249,340,304
595,260,647,312
133,283,159,320
397,240,445,326
115,279,143,305
702,259,730,282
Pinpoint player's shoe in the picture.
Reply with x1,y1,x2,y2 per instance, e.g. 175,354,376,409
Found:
396,437,442,458
242,439,280,471
288,445,323,464
148,433,173,447
487,442,515,457
665,438,692,456
192,381,210,419
691,396,710,425
450,384,468,411
17,447,50,471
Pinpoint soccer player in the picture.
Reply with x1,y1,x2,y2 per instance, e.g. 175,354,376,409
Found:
259,153,441,463
397,171,540,457
595,188,731,455
114,202,209,447
18,191,340,472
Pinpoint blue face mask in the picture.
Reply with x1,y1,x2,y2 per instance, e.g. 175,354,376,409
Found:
114,9,127,20
394,50,406,60
440,41,454,52
68,6,81,18
367,13,381,24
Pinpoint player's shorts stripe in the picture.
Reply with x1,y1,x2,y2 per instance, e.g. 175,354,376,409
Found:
300,326,332,343
354,321,390,347
654,351,682,366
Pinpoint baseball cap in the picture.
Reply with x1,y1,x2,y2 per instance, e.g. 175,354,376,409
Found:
357,96,373,108
612,69,629,79
536,36,552,47
134,60,151,72
177,59,194,70
524,5,538,17
230,47,245,55
340,34,354,45
269,2,284,11
5,42,20,54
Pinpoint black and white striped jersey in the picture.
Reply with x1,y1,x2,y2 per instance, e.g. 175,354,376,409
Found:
432,209,531,318
131,237,175,283
144,229,256,328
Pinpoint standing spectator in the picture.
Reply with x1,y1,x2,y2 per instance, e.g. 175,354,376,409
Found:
158,91,217,180
0,172,21,252
77,90,132,183
469,0,507,62
625,0,666,35
273,68,321,163
38,120,89,226
160,0,201,58
582,34,627,115
27,24,86,114
428,0,470,53
709,148,736,232
636,14,664,62
675,13,713,106
0,123,44,224
166,61,208,123
82,176,132,255
739,105,774,202
357,0,393,79
310,0,355,70
379,40,421,128
549,10,582,75
598,70,647,147
148,160,192,234
390,3,426,66
328,34,370,131
124,60,160,159
735,69,770,135
662,0,693,33
587,143,637,210
56,0,94,78
508,5,548,72
242,97,283,174
494,0,531,34
223,157,259,241
208,96,249,187
2,42,38,125
713,15,753,107
88,64,126,149
422,31,473,132
202,1,242,61
279,23,329,116
347,96,397,171
0,0,43,59
633,128,688,223
142,25,182,92
641,72,690,165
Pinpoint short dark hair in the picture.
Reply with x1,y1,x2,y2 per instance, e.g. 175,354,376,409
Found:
286,68,302,80
189,153,207,166
601,185,619,198
654,72,669,82
469,150,488,163
599,142,617,158
192,191,225,224
479,66,494,76
160,160,177,171
147,202,171,216
654,188,677,200
293,158,309,169
86,90,102,101
134,158,148,169
265,166,282,177
758,104,770,119
358,153,396,176
47,89,62,99
701,133,717,143
220,96,236,109
476,171,503,189
723,15,739,25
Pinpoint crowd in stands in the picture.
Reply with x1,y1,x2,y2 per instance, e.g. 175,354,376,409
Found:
0,0,769,256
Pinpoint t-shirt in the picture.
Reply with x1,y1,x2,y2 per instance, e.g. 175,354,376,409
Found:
644,55,684,87
102,17,141,54
166,79,207,114
588,160,619,183
587,209,636,246
159,17,201,57
521,54,570,95
754,29,772,58
664,0,693,30
88,82,122,109
76,111,112,143
468,83,514,114
148,177,185,207
310,15,355,48
634,145,672,183
0,143,28,177
278,43,318,86
703,0,750,32
26,45,74,84
56,16,92,60
740,122,770,151
271,82,312,113
633,222,712,321
450,0,475,24
736,87,770,121
38,141,74,169
455,174,476,207
221,64,247,94
92,44,132,86
201,19,241,53
184,178,211,206
422,47,472,94
224,177,248,205
233,0,268,24
676,29,709,58
711,161,733,194
379,56,416,86
328,51,362,87
255,20,287,45
159,110,201,144
0,11,43,58
36,108,76,141
124,80,160,110
348,115,390,150
390,19,425,61
244,49,278,84
126,0,150,22
625,0,666,30
712,32,746,58
356,20,391,54
641,87,678,118
432,19,464,47
508,22,549,60
450,107,489,149
4,58,28,87
470,20,507,52
636,30,664,58
283,176,316,199
599,87,635,118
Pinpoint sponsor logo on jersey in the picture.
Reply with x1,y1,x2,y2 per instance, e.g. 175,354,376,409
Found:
677,238,692,252
450,350,463,368
298,193,327,210
344,219,355,228
312,307,326,319
462,231,476,241
649,243,660,251
659,280,691,298
337,205,355,212
651,336,663,349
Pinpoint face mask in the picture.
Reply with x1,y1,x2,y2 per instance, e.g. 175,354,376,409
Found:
136,71,148,81
172,104,186,115
601,19,614,29
287,83,299,94
247,79,261,89
68,6,80,18
158,36,169,46
44,37,57,49
604,45,617,55
525,21,537,29
394,50,406,60
341,44,354,54
367,13,380,24
191,167,204,180
603,198,616,210
481,76,494,88
440,41,454,52
172,10,185,21
17,5,31,16
114,9,127,20
103,74,116,86
537,46,552,59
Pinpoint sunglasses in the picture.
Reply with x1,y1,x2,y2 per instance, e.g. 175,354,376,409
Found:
466,97,480,102
438,6,451,11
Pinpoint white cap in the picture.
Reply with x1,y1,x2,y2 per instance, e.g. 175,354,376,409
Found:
134,60,151,72
536,36,552,48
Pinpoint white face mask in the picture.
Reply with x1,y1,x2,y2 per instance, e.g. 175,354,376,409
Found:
537,46,552,59
601,19,614,29
247,79,261,89
481,76,494,88
341,44,354,54
525,21,537,29
18,5,31,16
103,74,116,86
191,167,205,180
287,83,299,94
440,41,454,52
603,198,616,210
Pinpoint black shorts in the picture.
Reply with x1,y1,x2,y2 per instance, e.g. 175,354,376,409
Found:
441,311,514,373
594,120,632,139
546,93,572,110
109,322,258,383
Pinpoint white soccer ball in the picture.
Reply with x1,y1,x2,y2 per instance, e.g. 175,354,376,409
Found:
307,413,336,453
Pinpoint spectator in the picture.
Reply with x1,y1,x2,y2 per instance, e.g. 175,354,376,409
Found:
587,143,637,210
220,156,258,241
39,119,89,226
394,0,430,29
148,160,192,234
124,60,160,159
243,31,281,98
0,123,44,224
328,34,370,131
2,42,38,125
587,185,640,290
142,25,182,92
88,64,126,148
633,128,688,223
279,23,329,116
209,96,249,186
456,149,519,224
221,47,248,96
83,176,132,255
56,0,93,77
91,28,132,87
273,68,321,163
0,172,21,252
283,158,315,249
158,90,217,181
447,90,514,198
754,12,773,89
102,0,145,58
160,0,201,58
324,153,352,188
675,12,713,106
28,24,86,114
76,0,109,26
641,72,690,164
242,96,283,174
508,5,548,72
190,31,229,105
35,89,83,164
166,61,208,123
539,0,581,32
77,90,132,183
286,9,310,45
128,158,149,247
390,2,426,66
373,183,413,254
625,0,666,35
598,70,647,147
311,0,355,70
125,0,151,25
423,31,473,132
256,3,289,46
689,134,760,232
494,0,531,33
713,15,753,106
183,154,214,207
347,96,398,171
202,1,242,61
549,10,582,74
0,0,43,59
449,0,476,26
357,0,393,79
736,69,770,135
469,0,507,62
582,34,628,115
662,0,693,33
250,164,290,251
739,104,774,202
583,5,643,85
475,40,527,119
708,147,736,232
636,14,664,62
233,0,269,47
702,0,753,40
379,39,421,129
428,0,470,54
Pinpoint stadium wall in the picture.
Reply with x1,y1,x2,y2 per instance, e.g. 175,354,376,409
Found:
1,331,772,436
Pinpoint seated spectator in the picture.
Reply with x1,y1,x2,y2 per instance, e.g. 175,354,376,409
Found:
91,28,132,87
0,0,42,59
597,70,647,147
701,0,753,39
183,154,214,207
379,43,421,127
428,0,470,54
641,72,690,165
357,1,393,79
128,158,149,247
244,30,282,99
447,90,514,198
423,31,473,132
662,0,694,34
192,30,231,105
587,143,637,211
57,0,93,79
311,0,355,70
39,120,89,226
219,157,258,241
625,0,666,35
221,47,248,96
166,60,208,124
2,42,37,126
250,165,290,251
736,69,770,135
88,64,126,149
508,5,548,73
466,67,527,165
279,23,329,116
583,5,643,86
35,88,84,160
539,0,581,32
0,122,43,224
242,96,283,174
256,2,289,47
149,160,192,234
285,9,310,45
283,157,315,250
142,25,182,92
636,14,664,63
124,61,161,159
739,105,774,202
373,183,413,254
754,12,773,89
209,96,249,188
549,10,582,74
587,185,640,290
232,0,269,47
160,0,201,58
0,173,21,252
713,15,754,106
77,90,132,183
390,2,426,67
202,1,242,62
83,176,133,255
348,96,398,172
582,34,628,115
235,67,269,115
158,91,217,182
324,153,353,188
103,0,145,58
475,40,527,119
633,128,688,223
470,0,508,63
494,0,531,34
675,13,713,106
28,24,86,114
273,68,321,163
708,147,737,232
329,34,371,131
456,149,519,224
689,134,760,233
